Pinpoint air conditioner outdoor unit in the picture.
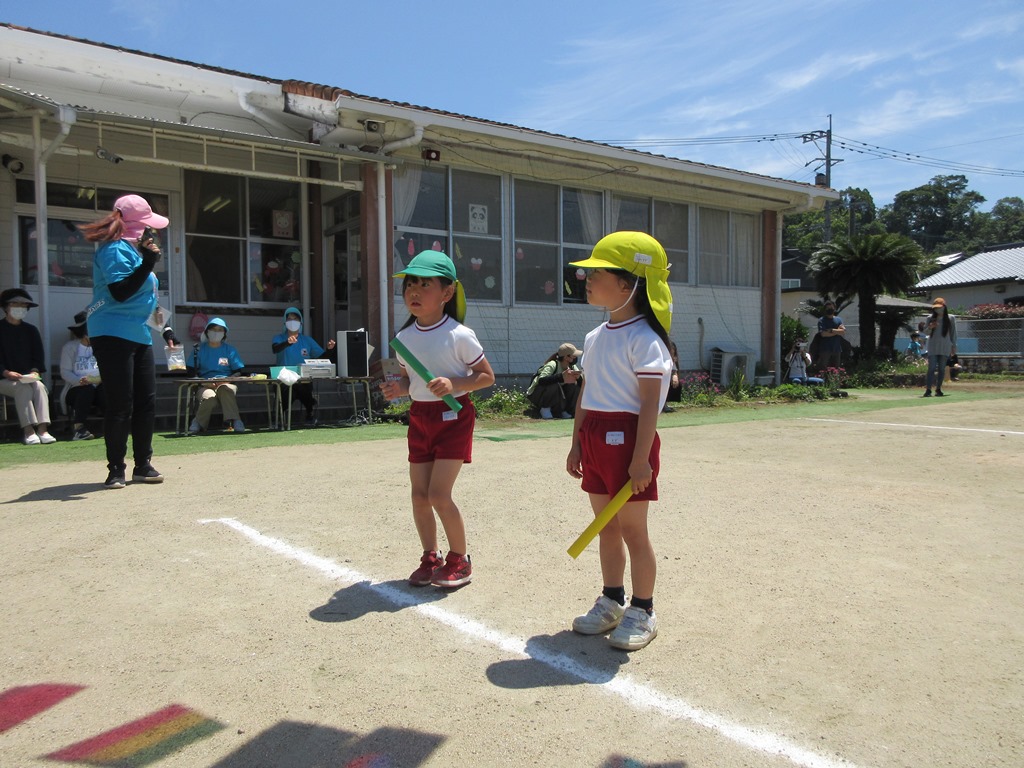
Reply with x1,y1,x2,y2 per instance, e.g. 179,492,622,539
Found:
709,346,754,386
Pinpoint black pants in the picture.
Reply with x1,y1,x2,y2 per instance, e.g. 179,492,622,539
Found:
66,384,104,424
91,336,156,472
291,382,316,415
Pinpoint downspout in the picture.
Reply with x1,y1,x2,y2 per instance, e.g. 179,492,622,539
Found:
377,125,425,354
33,106,77,382
237,90,304,138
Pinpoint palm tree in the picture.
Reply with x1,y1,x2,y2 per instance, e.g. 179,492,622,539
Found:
808,233,925,356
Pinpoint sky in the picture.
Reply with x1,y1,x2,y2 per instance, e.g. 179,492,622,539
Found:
4,0,1024,211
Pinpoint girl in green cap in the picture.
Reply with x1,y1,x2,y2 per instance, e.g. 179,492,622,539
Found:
564,231,674,651
381,250,495,588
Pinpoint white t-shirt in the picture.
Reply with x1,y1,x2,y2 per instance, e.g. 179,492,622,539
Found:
579,315,672,414
394,315,485,402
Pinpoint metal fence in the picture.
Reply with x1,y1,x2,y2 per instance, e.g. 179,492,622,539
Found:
951,317,1024,356
841,317,1023,357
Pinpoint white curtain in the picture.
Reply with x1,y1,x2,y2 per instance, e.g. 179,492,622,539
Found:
391,166,423,293
698,208,729,285
733,213,759,287
578,189,604,244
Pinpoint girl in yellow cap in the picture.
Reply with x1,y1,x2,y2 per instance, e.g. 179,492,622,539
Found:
565,231,674,650
381,250,495,588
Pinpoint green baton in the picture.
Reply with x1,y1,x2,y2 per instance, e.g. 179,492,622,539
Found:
389,337,463,413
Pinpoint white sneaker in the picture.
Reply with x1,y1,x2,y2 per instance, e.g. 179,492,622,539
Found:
188,419,201,435
572,595,625,635
540,407,554,420
38,433,57,444
23,433,41,445
560,411,573,419
608,605,658,650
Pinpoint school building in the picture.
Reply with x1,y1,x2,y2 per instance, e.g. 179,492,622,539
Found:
0,23,837,386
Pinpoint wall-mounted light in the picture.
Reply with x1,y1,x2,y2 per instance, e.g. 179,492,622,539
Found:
2,153,25,174
95,146,123,164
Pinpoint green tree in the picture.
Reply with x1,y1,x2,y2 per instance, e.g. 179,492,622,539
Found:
978,197,1024,246
783,187,883,250
808,233,926,356
879,174,986,255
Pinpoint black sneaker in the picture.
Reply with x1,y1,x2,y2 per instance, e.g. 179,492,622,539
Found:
73,428,95,441
132,465,164,484
104,471,126,489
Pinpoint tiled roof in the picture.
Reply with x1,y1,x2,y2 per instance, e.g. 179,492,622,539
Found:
915,246,1024,289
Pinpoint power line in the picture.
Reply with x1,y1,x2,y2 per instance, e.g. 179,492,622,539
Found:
594,131,1024,177
831,135,1024,177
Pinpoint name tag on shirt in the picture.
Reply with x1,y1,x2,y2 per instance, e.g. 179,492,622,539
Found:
442,410,459,422
606,431,625,446
218,357,229,367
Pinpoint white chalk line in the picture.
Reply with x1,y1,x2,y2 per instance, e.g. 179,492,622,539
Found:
199,516,862,768
805,418,1024,436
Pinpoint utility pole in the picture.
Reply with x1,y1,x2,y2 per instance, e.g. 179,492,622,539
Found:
802,114,842,242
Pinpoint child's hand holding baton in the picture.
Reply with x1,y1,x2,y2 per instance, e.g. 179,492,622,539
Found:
389,337,463,412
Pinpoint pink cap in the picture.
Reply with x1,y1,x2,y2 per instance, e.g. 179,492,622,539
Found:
114,194,169,240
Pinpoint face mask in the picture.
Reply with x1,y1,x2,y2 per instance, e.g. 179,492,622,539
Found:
207,330,225,343
285,320,301,332
6,307,28,320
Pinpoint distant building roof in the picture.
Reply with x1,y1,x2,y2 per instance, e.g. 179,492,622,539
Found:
914,245,1024,290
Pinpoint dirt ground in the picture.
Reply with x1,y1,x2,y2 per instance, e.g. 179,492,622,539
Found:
1,389,1022,767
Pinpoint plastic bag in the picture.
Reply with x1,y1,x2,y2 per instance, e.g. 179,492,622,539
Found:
164,345,187,371
276,367,300,386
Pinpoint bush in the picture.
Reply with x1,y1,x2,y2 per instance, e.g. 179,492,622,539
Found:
965,303,1024,319
677,371,722,406
470,386,529,417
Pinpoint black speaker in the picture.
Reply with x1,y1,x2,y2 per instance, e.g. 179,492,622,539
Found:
337,330,368,378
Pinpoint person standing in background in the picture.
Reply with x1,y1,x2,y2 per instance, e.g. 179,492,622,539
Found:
923,297,957,398
815,301,846,371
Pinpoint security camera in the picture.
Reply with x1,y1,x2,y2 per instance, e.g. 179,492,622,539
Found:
95,147,124,164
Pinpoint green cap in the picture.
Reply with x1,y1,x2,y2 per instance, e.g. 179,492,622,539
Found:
394,250,467,323
394,250,458,281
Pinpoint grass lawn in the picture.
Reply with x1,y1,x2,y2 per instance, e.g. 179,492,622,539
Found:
2,380,1021,469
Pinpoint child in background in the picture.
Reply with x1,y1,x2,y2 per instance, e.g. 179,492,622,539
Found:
380,251,495,588
271,306,336,426
190,317,246,434
906,332,924,360
565,231,674,651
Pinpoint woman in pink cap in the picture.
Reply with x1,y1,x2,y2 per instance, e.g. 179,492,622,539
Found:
80,195,180,489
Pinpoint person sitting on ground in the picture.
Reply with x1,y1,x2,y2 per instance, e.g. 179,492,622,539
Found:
60,311,104,441
526,342,583,419
785,340,824,384
190,317,246,434
0,287,57,445
270,306,336,426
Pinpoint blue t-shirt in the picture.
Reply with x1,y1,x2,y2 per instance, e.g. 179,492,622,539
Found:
272,333,324,366
88,239,159,344
817,314,843,353
196,343,245,378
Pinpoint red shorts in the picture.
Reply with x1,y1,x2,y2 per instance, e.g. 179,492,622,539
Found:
407,395,475,464
579,411,660,501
